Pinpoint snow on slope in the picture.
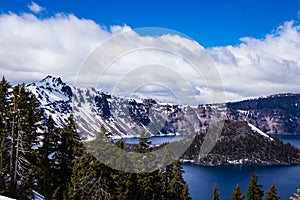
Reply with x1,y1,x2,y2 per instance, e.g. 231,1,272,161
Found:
0,196,16,200
26,76,227,139
248,123,274,141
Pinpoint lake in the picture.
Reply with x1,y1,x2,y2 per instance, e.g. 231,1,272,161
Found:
113,135,185,144
182,164,300,199
182,135,300,199
115,135,300,199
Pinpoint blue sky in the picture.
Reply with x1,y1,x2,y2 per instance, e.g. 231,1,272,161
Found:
0,0,300,102
1,0,299,47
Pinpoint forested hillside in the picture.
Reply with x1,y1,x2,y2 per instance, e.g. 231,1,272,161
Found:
0,77,191,200
183,120,300,165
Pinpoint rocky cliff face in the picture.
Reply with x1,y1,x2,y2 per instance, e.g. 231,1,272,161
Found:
27,76,300,138
227,94,300,135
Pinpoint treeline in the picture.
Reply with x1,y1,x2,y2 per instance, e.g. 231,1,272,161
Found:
211,174,300,200
0,77,191,199
183,120,300,165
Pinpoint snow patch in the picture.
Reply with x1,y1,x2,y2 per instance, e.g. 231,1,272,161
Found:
0,195,16,200
248,123,274,141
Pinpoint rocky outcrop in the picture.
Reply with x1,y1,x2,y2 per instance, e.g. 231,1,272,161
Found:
227,94,300,135
27,76,300,138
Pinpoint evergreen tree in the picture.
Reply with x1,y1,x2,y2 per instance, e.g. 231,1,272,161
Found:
168,160,191,200
52,115,84,199
113,139,137,200
161,146,173,200
265,184,280,200
5,84,43,199
68,152,112,200
231,184,244,200
290,189,300,200
212,184,220,200
0,77,11,195
133,135,162,199
247,174,264,200
36,116,60,200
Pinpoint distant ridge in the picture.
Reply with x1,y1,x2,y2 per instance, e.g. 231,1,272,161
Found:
27,75,300,136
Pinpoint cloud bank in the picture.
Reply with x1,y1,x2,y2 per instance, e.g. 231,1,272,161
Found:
208,21,300,100
0,4,299,103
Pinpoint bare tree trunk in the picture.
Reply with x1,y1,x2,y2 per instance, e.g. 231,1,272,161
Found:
10,116,14,180
0,151,2,175
13,128,20,186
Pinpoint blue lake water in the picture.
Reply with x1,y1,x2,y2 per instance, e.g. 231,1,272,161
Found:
182,135,300,200
182,164,300,200
113,136,185,144
116,135,300,199
273,134,300,149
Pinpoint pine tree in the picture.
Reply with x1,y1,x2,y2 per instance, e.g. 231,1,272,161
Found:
168,160,191,200
133,134,162,199
161,146,173,200
264,184,280,200
52,115,84,199
19,84,44,199
231,184,244,200
290,189,300,200
134,133,157,173
247,174,264,200
68,152,112,200
0,77,11,195
5,84,43,199
135,132,152,153
36,116,60,200
113,139,137,200
212,184,220,200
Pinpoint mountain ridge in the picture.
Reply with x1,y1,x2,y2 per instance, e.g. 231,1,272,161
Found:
26,75,300,138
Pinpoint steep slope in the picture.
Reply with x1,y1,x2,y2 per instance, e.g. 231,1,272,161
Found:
25,76,300,166
227,94,300,134
27,76,300,138
183,120,300,165
27,76,226,139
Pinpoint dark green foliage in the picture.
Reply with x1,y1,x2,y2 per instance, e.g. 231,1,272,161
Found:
247,174,264,200
211,175,286,200
68,152,112,199
264,184,280,200
52,115,84,200
36,116,58,199
0,77,191,199
183,120,300,165
0,82,43,199
290,189,300,200
167,160,191,200
231,184,244,200
212,184,220,200
0,77,11,195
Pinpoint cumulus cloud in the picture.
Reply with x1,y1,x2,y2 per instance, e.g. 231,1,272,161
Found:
208,21,300,101
0,10,299,104
0,12,114,83
75,30,221,105
28,2,44,14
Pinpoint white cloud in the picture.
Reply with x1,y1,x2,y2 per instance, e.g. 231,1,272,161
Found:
0,10,299,104
28,2,44,14
208,21,300,101
0,12,114,83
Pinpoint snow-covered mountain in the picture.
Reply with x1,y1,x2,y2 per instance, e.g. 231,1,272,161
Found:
26,76,300,140
27,76,226,139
